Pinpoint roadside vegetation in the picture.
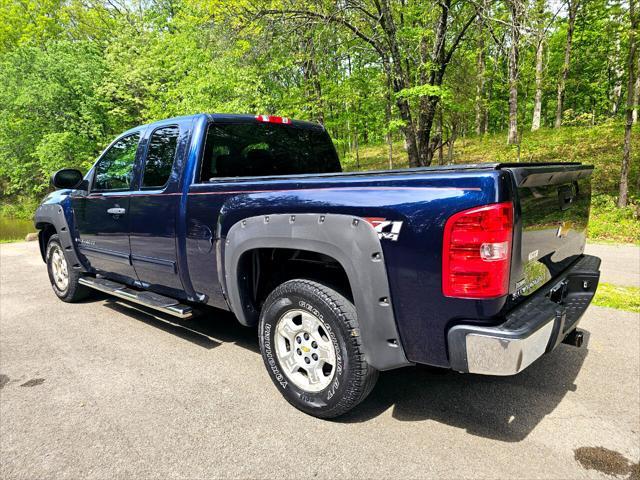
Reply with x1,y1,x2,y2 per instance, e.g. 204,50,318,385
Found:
0,0,637,245
593,283,640,313
343,123,640,244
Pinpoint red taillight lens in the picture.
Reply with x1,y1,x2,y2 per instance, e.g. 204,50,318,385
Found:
442,202,514,299
255,115,290,124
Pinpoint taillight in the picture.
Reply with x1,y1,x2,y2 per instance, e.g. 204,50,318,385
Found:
255,115,290,124
442,201,514,299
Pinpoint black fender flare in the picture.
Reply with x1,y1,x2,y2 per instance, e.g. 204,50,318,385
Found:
34,202,86,272
222,213,410,371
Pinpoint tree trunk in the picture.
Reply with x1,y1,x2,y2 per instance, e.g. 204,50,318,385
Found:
611,39,625,116
417,1,450,165
532,39,544,131
448,131,457,164
301,37,325,124
619,0,637,208
475,5,487,136
507,0,522,145
633,53,640,124
437,107,444,165
385,77,393,169
394,93,419,168
378,0,421,167
531,0,546,131
354,130,360,170
555,0,579,128
422,97,440,165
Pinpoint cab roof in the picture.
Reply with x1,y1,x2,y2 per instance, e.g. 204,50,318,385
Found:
121,113,324,136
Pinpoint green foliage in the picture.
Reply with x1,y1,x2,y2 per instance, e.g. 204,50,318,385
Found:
0,40,108,197
0,0,637,239
344,123,640,244
588,195,640,244
396,84,450,100
593,283,640,313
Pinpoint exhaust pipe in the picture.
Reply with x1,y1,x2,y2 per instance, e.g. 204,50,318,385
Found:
562,329,585,348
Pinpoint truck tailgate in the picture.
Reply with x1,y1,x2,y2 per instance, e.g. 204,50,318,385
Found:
504,164,593,299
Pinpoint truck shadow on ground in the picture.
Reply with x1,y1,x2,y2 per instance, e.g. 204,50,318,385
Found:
341,339,589,442
102,299,261,353
102,298,588,443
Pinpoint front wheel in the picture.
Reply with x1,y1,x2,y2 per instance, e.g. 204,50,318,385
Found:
259,279,378,418
46,234,90,302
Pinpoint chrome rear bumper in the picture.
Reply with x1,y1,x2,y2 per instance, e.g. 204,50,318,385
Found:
447,254,601,376
462,321,555,375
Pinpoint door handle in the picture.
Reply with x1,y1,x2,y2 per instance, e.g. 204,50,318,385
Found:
107,207,126,216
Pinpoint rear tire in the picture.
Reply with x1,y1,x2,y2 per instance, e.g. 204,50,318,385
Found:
259,279,378,418
46,234,90,302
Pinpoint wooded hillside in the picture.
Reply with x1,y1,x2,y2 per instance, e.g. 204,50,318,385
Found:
0,0,637,217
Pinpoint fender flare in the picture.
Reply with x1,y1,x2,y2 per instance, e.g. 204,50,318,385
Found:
222,213,410,371
34,201,86,272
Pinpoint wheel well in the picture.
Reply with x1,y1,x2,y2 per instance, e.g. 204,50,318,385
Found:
235,248,353,325
36,223,56,261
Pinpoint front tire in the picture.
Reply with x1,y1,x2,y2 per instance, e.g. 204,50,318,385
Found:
259,279,378,418
46,234,90,302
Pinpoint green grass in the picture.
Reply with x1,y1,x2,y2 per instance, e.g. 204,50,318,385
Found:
343,123,639,244
593,283,640,313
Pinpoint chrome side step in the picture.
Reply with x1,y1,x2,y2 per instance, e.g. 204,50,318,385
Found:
79,277,194,319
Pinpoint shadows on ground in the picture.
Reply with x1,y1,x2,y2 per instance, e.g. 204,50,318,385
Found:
102,299,259,353
99,296,588,442
341,335,589,442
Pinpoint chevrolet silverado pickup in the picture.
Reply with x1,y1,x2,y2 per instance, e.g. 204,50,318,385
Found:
35,113,601,418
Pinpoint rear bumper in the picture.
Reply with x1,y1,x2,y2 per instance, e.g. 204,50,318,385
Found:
447,254,601,375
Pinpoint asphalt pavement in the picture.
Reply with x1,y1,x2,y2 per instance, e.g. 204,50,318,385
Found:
585,243,639,287
1,241,638,479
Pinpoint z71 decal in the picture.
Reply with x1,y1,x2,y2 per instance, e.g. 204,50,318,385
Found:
364,217,403,241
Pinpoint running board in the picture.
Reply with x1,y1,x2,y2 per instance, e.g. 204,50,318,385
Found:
79,277,194,319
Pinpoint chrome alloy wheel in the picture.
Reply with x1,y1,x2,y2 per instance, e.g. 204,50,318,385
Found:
274,309,337,392
50,244,69,291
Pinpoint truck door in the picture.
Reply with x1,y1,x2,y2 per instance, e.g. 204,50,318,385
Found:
72,132,141,281
128,123,185,296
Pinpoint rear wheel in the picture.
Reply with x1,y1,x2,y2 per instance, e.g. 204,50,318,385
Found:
259,279,378,418
46,234,90,302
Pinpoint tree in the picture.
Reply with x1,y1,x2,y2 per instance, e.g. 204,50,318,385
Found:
475,0,489,135
633,53,640,123
254,0,476,167
619,0,638,208
531,0,547,131
507,0,524,144
0,0,638,211
555,0,580,127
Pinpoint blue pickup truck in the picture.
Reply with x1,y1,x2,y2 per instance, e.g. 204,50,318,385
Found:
35,113,601,418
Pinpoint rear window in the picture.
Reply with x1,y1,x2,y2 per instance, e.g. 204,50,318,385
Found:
199,122,340,181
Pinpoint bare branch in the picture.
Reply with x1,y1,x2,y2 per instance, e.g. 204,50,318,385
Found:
254,8,388,59
444,12,477,67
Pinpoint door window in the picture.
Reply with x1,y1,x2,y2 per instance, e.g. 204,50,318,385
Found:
93,133,140,191
142,125,180,188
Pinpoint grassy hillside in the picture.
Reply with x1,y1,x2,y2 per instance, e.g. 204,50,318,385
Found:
342,123,639,244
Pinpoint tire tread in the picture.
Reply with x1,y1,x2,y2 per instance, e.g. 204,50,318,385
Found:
261,279,378,418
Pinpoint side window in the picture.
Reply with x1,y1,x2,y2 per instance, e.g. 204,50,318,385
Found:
93,133,140,191
142,125,179,188
199,124,229,182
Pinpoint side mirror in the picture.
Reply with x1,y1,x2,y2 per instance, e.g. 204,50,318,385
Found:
51,168,85,190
